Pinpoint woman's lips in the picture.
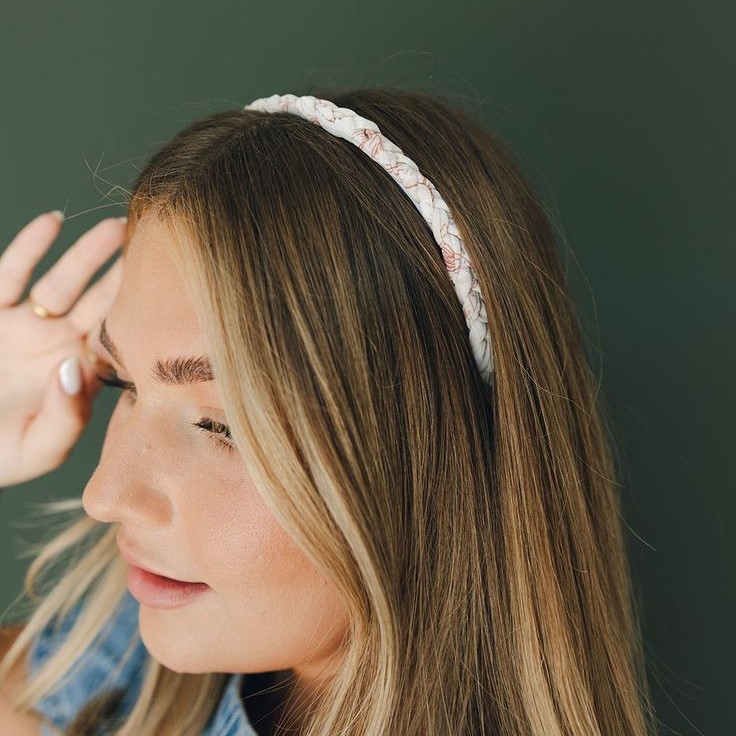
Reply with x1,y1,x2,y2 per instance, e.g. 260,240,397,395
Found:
126,564,210,609
116,532,210,608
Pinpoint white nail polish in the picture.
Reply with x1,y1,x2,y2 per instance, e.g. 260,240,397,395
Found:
60,356,82,396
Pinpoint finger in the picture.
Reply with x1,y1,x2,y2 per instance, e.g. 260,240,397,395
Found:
28,217,126,318
66,254,125,336
21,355,92,478
0,211,65,307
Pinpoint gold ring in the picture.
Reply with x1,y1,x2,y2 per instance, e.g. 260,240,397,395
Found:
28,295,66,319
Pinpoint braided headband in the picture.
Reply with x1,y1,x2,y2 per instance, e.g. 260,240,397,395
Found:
242,93,494,388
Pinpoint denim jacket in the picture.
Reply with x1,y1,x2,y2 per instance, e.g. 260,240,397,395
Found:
26,589,258,735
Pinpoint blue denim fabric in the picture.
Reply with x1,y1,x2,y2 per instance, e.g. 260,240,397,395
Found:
26,589,258,735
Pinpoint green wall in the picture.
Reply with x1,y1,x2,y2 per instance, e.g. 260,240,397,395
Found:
1,2,732,733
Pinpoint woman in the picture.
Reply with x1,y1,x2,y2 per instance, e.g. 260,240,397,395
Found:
0,86,658,735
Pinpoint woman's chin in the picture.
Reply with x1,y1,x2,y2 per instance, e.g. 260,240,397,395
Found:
137,607,215,674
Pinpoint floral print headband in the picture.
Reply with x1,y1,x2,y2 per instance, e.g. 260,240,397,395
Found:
243,93,493,389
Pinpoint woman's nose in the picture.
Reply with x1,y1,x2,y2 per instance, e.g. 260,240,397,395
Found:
82,407,173,527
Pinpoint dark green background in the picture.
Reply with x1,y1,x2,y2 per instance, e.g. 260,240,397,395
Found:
1,2,732,734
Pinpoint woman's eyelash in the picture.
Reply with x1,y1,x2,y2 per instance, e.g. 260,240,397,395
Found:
95,371,235,453
192,418,235,452
96,370,135,393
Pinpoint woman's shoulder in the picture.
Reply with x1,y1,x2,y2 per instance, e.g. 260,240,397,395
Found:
0,625,47,735
26,589,149,735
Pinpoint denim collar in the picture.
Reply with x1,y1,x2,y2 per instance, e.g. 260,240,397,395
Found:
202,672,259,735
29,588,260,735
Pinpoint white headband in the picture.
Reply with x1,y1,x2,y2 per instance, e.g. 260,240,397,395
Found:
243,93,494,388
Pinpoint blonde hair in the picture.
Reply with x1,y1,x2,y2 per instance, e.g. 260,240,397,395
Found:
1,85,658,735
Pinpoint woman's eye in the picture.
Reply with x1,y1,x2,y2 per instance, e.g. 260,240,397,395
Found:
95,371,235,453
96,370,135,398
192,418,236,453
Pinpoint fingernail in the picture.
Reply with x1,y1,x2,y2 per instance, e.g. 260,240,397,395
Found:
49,210,65,222
59,356,82,396
117,216,128,223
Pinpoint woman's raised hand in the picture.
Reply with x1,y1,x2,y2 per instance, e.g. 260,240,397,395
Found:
0,211,126,488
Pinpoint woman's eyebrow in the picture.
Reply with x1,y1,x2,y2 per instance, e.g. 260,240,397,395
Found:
97,317,215,386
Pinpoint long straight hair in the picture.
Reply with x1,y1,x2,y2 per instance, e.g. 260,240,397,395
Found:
1,85,658,735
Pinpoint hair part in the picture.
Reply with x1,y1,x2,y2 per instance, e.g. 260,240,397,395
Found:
1,84,658,735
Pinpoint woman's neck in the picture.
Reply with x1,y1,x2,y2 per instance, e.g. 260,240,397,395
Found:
240,670,298,736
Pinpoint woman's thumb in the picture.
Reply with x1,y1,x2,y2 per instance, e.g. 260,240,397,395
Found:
25,355,92,472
